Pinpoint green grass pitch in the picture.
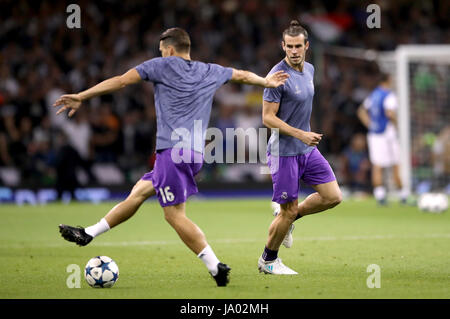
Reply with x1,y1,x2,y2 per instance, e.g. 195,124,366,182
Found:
0,198,449,299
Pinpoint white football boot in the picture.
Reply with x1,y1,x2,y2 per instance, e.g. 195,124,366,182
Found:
271,202,295,248
258,257,298,275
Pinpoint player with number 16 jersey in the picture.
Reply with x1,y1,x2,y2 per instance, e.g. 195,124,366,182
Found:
55,27,289,287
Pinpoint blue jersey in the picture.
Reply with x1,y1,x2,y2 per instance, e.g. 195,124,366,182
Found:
135,56,233,153
363,87,395,134
263,60,315,156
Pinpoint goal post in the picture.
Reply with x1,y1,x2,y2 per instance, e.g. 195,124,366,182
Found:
317,44,450,196
395,45,450,195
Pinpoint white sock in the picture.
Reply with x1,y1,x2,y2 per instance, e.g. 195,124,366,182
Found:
374,186,387,201
398,188,409,201
197,245,220,276
85,218,110,238
271,202,281,216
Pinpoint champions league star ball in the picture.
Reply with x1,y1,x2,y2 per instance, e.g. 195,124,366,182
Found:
418,193,449,213
84,256,119,288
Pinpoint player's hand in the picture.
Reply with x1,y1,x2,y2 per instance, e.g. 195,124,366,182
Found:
265,71,289,88
298,131,323,146
53,94,82,117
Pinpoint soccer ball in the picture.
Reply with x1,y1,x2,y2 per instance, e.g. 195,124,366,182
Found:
417,193,449,213
84,256,119,288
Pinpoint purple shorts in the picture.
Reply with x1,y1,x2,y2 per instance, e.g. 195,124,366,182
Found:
268,147,336,204
141,148,203,207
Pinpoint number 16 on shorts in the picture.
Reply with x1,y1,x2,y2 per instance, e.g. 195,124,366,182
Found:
159,186,175,204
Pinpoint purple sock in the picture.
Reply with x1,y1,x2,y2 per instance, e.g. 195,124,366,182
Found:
262,246,278,262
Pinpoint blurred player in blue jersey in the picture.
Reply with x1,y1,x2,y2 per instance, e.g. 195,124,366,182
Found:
54,27,289,286
258,20,342,275
357,73,408,205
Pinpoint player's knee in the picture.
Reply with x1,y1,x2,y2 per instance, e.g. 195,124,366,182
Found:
133,180,156,199
323,191,342,208
127,192,146,205
279,204,298,221
331,193,343,208
163,205,185,225
164,212,177,226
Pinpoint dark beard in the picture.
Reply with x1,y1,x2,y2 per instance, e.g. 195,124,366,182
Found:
289,56,303,67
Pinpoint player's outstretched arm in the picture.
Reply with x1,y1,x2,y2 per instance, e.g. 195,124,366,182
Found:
230,69,289,88
263,100,322,146
53,68,142,117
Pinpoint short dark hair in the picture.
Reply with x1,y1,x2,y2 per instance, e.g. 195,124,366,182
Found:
282,20,308,43
379,72,391,83
159,27,191,53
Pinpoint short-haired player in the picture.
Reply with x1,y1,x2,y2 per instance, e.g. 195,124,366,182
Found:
55,27,289,286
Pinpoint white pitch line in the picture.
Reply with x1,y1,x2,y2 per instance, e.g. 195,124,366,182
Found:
91,233,450,246
3,233,450,249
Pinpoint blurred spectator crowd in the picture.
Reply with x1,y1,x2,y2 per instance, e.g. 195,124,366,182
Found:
0,0,448,195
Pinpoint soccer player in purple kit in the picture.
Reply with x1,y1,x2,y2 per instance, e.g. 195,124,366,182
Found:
54,27,289,286
258,20,342,275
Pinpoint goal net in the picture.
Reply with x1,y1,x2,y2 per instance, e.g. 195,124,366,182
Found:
318,45,450,196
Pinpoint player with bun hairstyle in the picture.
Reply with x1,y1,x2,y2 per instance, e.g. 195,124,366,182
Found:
258,20,342,275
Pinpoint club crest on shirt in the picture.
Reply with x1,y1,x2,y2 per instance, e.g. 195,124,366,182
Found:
294,85,301,94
